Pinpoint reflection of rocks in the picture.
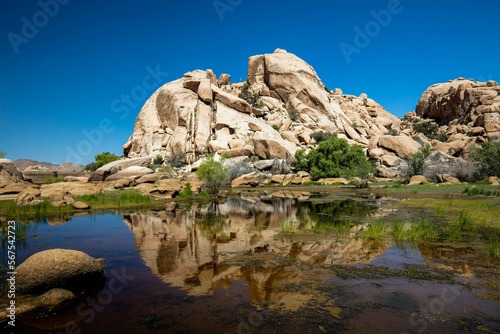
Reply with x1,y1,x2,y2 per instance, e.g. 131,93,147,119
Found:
123,198,389,310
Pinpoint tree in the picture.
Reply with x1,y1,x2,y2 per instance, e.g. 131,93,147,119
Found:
0,151,5,158
295,136,376,181
238,83,263,108
471,142,500,178
196,155,229,195
407,144,434,176
85,152,120,171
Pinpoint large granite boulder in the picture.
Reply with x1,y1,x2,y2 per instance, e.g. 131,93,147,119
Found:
88,157,152,181
16,249,107,296
0,159,24,184
104,166,153,182
416,78,500,124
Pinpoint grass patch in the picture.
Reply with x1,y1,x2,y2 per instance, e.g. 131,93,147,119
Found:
43,174,64,184
361,220,386,239
0,198,74,220
75,189,153,210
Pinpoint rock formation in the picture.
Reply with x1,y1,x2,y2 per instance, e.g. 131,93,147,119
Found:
123,49,413,175
403,78,499,159
16,248,107,295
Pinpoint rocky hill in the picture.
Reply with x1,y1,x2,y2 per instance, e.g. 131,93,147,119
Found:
14,159,85,172
123,49,429,176
119,49,498,180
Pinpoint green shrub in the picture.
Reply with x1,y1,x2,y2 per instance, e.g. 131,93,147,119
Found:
238,83,263,108
311,131,336,143
407,144,434,176
43,174,64,184
435,132,448,142
242,155,260,164
470,142,500,178
153,155,164,165
178,183,194,199
0,151,5,158
85,152,120,171
288,110,299,121
385,129,399,136
413,121,439,138
196,154,229,195
166,153,186,168
272,124,280,132
294,136,376,181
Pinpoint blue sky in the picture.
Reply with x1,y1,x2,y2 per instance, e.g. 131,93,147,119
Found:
0,0,499,164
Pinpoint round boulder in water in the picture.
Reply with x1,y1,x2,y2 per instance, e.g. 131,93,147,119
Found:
16,249,107,296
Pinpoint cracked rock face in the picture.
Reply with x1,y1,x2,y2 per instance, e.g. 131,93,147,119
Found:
416,78,500,124
123,49,404,165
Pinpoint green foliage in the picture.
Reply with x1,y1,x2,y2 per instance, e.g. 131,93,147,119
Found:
288,109,299,121
412,121,447,141
323,85,331,93
238,83,263,108
153,155,164,165
221,152,232,159
85,152,120,171
311,131,336,143
407,144,434,176
385,129,399,136
294,136,376,181
242,155,260,164
178,183,194,199
43,174,64,184
196,154,229,195
272,124,280,131
0,151,5,158
166,153,186,168
470,142,500,178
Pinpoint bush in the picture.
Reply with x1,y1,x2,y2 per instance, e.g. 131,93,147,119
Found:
413,121,439,138
471,142,500,178
407,144,434,176
0,151,5,158
385,129,399,136
238,83,263,108
166,153,186,168
43,174,64,184
178,183,194,199
288,110,299,121
196,155,229,195
411,120,448,142
311,131,336,143
153,155,164,165
294,136,376,180
85,152,120,171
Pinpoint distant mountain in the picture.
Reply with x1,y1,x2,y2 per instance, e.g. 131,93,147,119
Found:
14,159,85,172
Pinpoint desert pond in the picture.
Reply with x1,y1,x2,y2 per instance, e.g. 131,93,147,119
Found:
1,193,499,333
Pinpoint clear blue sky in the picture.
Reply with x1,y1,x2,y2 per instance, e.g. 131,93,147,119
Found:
1,0,499,164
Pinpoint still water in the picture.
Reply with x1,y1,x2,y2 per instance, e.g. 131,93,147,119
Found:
1,195,499,333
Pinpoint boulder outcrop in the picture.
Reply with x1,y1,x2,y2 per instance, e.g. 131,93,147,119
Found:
122,49,413,175
16,249,107,296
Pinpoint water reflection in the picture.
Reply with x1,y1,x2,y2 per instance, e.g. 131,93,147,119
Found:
123,197,390,308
